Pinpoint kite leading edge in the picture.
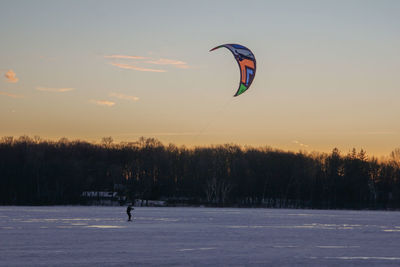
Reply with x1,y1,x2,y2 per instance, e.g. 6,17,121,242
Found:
210,44,256,97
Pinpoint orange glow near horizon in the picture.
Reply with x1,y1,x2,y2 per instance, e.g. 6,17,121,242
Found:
1,1,400,158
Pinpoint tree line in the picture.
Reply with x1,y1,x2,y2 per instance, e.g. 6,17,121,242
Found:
1,135,400,209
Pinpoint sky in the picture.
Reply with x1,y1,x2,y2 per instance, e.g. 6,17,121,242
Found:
1,0,400,156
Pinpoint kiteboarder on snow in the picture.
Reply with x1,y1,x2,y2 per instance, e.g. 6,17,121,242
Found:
127,204,134,221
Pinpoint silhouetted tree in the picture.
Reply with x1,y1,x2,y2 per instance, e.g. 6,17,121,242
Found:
1,136,400,209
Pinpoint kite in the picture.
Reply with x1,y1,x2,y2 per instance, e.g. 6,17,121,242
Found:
210,44,256,97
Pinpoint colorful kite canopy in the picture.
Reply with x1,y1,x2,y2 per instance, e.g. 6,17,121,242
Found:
210,44,256,97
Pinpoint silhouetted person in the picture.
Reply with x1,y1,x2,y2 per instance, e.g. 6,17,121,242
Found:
127,205,134,221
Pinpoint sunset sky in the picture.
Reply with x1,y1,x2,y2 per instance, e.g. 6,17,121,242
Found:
1,0,400,156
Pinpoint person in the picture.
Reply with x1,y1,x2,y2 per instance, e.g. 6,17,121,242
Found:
127,205,134,221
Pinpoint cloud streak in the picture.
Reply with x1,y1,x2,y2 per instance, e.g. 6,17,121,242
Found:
109,92,139,102
36,87,75,92
110,63,166,72
104,55,148,60
105,54,189,72
292,140,309,148
90,99,115,107
145,58,189,69
0,91,23,98
4,70,18,83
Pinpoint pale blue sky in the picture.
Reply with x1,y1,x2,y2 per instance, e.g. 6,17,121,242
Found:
1,0,400,156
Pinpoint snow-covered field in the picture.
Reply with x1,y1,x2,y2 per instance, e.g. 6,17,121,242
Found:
1,206,400,266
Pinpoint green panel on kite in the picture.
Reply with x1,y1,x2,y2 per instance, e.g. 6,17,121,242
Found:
235,84,248,96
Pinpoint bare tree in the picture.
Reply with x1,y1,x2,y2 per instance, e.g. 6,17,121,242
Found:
33,135,42,144
1,136,13,144
101,136,114,147
205,177,218,203
390,148,400,168
219,179,232,205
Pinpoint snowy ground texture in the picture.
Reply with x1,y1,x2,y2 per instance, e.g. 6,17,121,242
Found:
1,207,400,266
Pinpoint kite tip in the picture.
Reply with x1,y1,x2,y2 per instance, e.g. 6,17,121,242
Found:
209,45,222,52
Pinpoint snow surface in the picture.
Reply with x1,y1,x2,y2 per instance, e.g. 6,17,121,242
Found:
1,206,400,266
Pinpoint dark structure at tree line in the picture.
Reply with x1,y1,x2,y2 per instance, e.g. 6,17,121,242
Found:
1,135,400,209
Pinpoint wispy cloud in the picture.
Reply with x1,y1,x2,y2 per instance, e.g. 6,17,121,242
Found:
292,140,309,148
104,55,148,60
4,70,18,83
105,54,189,72
90,99,115,107
145,58,189,69
110,63,166,72
109,92,139,102
36,86,75,92
0,91,23,98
